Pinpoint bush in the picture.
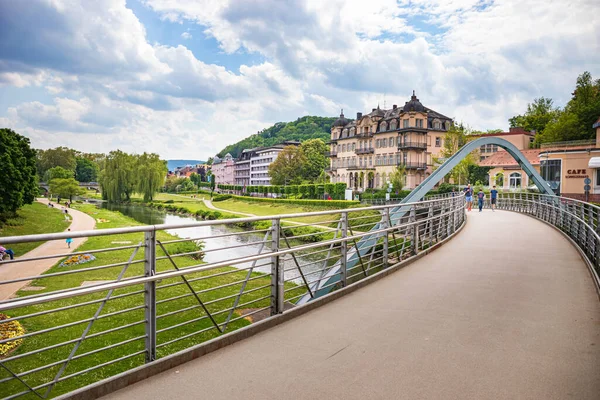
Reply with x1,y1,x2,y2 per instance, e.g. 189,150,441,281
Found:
226,194,359,208
164,200,174,204
212,194,232,202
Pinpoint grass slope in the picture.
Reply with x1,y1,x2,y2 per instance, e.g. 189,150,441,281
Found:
0,202,68,255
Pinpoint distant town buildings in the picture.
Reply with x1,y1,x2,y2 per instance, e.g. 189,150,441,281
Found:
211,153,235,185
232,141,300,187
328,91,452,190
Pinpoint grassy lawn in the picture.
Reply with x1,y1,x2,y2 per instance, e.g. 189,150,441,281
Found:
1,204,297,398
0,202,68,256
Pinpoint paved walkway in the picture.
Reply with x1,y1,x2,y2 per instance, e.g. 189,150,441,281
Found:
0,199,96,300
104,210,600,400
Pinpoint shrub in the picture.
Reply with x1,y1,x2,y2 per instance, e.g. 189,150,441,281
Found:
164,200,174,204
212,194,232,202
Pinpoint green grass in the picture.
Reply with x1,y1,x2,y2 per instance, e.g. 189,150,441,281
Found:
1,204,298,398
0,202,68,255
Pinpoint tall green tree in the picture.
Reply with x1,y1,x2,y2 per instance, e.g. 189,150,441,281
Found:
389,165,406,193
44,166,74,182
440,124,478,185
136,153,167,201
49,178,84,201
36,147,76,178
509,97,559,136
0,129,38,221
99,150,137,202
75,157,99,182
268,145,307,185
300,139,328,182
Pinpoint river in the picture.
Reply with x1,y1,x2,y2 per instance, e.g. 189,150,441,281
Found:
100,203,329,284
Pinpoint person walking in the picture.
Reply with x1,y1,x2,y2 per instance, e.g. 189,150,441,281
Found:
464,184,473,212
477,188,485,212
66,229,73,249
490,185,498,212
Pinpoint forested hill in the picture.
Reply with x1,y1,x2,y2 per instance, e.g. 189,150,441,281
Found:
217,116,337,158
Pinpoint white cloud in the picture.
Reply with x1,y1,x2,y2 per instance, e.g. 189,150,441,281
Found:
0,0,599,160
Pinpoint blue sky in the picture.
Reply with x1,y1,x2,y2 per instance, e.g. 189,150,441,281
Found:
0,0,598,159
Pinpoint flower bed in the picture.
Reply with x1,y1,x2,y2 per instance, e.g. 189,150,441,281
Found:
60,253,96,267
0,313,25,357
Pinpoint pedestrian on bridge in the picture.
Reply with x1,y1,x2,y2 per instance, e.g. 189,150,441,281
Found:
464,184,473,212
477,189,485,212
490,185,498,212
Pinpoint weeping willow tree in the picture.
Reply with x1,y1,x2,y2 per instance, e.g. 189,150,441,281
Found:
136,153,167,201
99,151,166,202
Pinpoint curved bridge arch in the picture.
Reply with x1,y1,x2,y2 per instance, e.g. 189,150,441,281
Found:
298,137,556,304
399,137,555,205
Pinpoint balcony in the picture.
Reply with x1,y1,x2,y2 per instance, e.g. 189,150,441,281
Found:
355,147,375,155
325,166,338,172
347,165,375,171
401,162,428,170
397,127,428,134
356,131,374,138
398,141,427,150
326,151,338,157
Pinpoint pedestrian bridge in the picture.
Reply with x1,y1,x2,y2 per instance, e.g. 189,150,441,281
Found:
0,194,598,399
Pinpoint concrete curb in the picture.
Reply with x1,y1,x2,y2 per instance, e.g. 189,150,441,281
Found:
57,216,468,400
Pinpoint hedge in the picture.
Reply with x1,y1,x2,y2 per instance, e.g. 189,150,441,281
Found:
237,183,347,200
228,195,360,208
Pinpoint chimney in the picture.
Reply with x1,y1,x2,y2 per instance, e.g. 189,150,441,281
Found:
357,112,362,119
393,104,397,110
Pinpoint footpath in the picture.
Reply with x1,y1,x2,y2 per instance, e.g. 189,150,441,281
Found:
0,199,96,300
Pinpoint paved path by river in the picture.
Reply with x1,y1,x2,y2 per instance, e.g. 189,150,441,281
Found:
0,199,96,300
104,210,600,400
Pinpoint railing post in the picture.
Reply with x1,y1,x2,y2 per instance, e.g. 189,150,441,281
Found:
270,218,283,315
382,208,389,268
340,212,348,287
410,205,419,254
144,230,157,363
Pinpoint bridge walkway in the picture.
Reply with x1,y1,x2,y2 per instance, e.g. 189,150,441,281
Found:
103,210,600,400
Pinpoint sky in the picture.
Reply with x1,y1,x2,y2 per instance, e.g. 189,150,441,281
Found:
0,0,598,160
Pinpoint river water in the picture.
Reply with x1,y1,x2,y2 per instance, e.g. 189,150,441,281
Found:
100,203,328,283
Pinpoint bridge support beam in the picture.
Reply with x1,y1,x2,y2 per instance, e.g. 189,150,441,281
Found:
270,219,283,315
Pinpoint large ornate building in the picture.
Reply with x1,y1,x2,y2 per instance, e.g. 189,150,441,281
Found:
327,92,453,190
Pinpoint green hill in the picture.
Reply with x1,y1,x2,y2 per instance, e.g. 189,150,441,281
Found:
217,116,337,158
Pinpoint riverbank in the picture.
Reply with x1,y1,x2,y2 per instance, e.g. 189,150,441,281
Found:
1,204,294,398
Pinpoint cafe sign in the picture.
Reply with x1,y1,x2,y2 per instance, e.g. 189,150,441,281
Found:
566,169,589,179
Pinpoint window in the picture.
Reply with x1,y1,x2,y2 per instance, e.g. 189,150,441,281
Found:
509,172,522,189
540,159,561,193
376,156,380,166
376,139,380,148
435,137,441,147
382,138,387,147
396,153,401,165
403,119,409,128
389,137,394,147
380,121,387,132
369,156,372,166
351,143,356,151
416,119,423,128
390,119,397,130
350,127,355,136
359,157,363,167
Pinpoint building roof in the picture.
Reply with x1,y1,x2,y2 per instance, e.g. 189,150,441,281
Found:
333,91,451,129
470,127,535,138
333,110,350,127
479,149,543,167
593,116,600,129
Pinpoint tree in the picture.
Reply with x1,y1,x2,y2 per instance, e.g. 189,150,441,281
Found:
36,147,76,178
99,150,137,202
440,123,478,185
206,157,214,166
75,157,99,182
189,173,201,187
180,179,195,192
509,97,559,136
389,165,406,193
44,166,74,182
136,153,167,201
49,178,84,201
268,145,307,185
0,129,38,221
300,139,328,182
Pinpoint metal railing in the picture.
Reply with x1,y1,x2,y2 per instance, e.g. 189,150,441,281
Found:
0,196,465,399
495,192,600,291
398,141,427,150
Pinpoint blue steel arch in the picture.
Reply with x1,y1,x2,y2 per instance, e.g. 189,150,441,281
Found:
297,137,555,304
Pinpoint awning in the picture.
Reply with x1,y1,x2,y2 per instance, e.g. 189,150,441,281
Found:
589,157,600,168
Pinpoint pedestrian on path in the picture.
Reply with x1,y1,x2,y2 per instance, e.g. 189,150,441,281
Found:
0,245,15,261
66,229,73,249
464,184,473,212
477,188,485,212
490,185,498,212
